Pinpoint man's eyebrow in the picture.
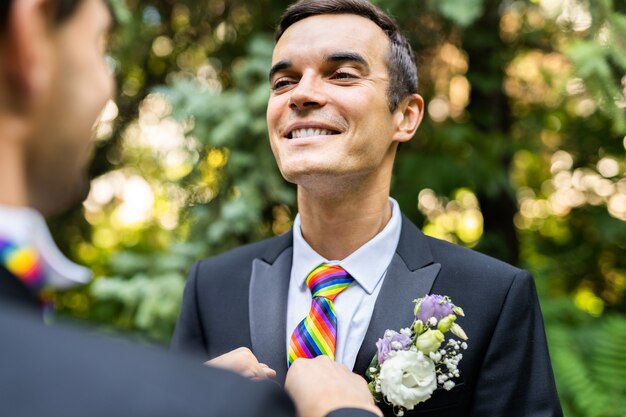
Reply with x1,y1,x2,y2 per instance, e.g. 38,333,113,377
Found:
269,60,292,81
325,52,369,70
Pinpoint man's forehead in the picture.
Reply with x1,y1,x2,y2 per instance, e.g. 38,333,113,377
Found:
272,13,389,62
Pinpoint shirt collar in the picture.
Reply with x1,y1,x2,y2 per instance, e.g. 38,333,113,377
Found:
292,198,402,295
0,205,91,289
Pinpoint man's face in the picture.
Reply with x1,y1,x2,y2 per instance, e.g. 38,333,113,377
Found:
267,14,403,190
27,0,113,215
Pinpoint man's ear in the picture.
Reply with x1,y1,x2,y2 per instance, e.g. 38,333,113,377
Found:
391,93,424,144
3,0,55,110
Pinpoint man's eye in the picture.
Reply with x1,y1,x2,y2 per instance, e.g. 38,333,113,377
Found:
272,79,295,90
332,71,357,80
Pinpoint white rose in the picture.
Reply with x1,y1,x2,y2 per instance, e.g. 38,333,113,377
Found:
378,350,437,410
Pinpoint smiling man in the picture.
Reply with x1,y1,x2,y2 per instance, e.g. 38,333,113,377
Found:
172,1,563,416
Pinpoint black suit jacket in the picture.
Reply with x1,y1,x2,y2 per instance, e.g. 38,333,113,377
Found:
0,265,292,417
172,215,563,417
0,266,374,417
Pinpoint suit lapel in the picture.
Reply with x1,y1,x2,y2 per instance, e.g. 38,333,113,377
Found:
353,216,441,375
248,244,292,384
353,258,441,375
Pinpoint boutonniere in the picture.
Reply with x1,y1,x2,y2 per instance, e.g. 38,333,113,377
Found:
366,294,469,416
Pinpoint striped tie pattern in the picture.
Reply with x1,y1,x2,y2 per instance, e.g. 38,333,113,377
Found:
0,236,54,313
0,236,45,290
288,263,354,365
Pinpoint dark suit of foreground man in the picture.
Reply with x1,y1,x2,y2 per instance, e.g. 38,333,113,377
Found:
0,1,381,416
0,265,377,417
172,1,564,416
0,269,294,417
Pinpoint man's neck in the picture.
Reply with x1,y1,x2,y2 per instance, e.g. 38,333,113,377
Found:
0,116,29,207
297,180,393,261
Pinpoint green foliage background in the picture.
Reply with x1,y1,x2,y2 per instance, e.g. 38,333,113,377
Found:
48,1,625,416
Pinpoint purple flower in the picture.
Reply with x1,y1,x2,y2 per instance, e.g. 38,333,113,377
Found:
415,294,455,323
376,330,412,364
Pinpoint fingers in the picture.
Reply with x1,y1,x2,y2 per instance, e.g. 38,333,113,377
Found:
243,363,276,380
259,363,277,379
206,347,276,380
285,356,381,417
289,355,350,376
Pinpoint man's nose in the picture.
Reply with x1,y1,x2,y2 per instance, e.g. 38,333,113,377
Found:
288,73,327,111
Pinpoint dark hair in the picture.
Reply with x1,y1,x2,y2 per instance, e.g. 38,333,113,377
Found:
1,0,84,32
276,0,418,111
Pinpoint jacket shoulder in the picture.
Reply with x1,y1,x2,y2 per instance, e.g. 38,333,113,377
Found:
426,235,523,278
411,230,529,305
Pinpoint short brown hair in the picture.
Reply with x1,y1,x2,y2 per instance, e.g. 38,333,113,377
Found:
1,0,85,32
276,0,418,111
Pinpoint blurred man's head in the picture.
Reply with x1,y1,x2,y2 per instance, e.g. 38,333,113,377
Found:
267,0,423,192
0,0,113,216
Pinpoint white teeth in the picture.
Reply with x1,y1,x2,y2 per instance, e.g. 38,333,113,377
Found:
290,128,336,139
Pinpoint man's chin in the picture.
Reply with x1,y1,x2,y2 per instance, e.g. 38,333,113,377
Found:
285,170,366,197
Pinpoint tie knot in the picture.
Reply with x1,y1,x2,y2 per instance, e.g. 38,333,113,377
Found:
306,263,353,300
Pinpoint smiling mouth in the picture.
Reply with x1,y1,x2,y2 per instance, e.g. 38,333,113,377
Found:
287,128,341,139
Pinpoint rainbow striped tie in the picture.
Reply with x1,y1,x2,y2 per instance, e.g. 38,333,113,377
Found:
0,236,45,290
288,263,354,365
0,236,53,311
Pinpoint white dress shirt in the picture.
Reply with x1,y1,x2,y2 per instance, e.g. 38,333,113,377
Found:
0,205,91,289
286,198,402,369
